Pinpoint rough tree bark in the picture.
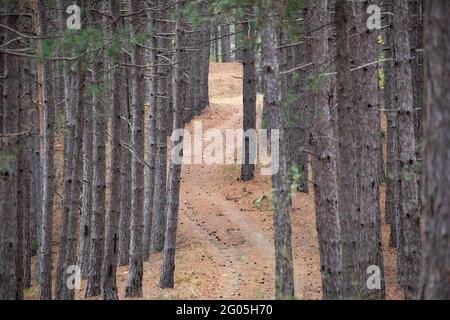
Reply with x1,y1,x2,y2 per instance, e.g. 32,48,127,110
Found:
101,0,123,300
125,0,146,297
240,13,256,181
143,3,158,261
353,0,385,299
383,0,398,248
0,4,21,300
419,0,450,300
408,0,423,147
35,0,56,300
117,48,132,267
200,2,210,110
159,1,187,288
288,29,309,194
192,27,202,116
58,55,86,300
78,95,93,279
220,19,231,62
393,0,421,299
261,3,294,299
334,0,359,299
151,0,170,254
21,60,35,290
304,0,342,299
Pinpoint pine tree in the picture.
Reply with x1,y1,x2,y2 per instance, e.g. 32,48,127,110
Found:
419,0,450,300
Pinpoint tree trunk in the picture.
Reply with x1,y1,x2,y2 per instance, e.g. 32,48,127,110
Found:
143,4,158,261
240,15,256,181
35,0,56,300
409,0,423,149
419,0,450,300
0,6,21,300
288,31,309,194
200,3,210,110
353,0,385,299
383,0,398,248
78,95,93,279
58,55,86,300
27,61,42,255
117,50,132,267
160,2,187,288
55,1,77,299
235,23,243,62
261,4,294,299
125,0,146,297
304,0,342,299
100,0,123,300
334,0,359,299
21,61,34,289
220,20,231,62
393,0,421,299
151,0,170,254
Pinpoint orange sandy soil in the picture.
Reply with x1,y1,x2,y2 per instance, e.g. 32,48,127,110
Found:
25,62,403,300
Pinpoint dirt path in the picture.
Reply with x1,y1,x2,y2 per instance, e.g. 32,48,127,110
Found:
171,62,321,299
128,62,332,300
27,62,401,300
154,62,402,300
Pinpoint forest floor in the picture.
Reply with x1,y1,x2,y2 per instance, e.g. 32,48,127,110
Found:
26,62,403,300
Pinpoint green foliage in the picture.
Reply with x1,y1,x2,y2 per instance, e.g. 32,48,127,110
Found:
286,164,305,201
253,194,271,211
36,39,54,63
31,239,40,252
61,27,104,56
0,148,16,171
182,2,209,28
306,71,327,92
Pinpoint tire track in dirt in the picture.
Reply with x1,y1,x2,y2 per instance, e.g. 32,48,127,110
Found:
178,66,275,299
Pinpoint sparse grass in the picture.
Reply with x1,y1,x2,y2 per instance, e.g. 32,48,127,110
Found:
154,294,179,300
252,194,272,212
223,164,240,180
175,272,195,285
23,287,37,299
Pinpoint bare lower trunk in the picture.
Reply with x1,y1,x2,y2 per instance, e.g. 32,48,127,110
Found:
419,0,450,300
78,100,93,279
117,58,132,267
305,0,342,299
159,3,187,287
393,0,421,299
335,0,359,299
353,0,385,300
383,1,398,248
221,20,231,62
151,0,170,254
101,0,122,300
59,56,86,300
262,6,294,299
200,2,210,110
143,5,158,261
35,0,56,300
125,0,146,297
240,15,256,181
0,7,21,300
